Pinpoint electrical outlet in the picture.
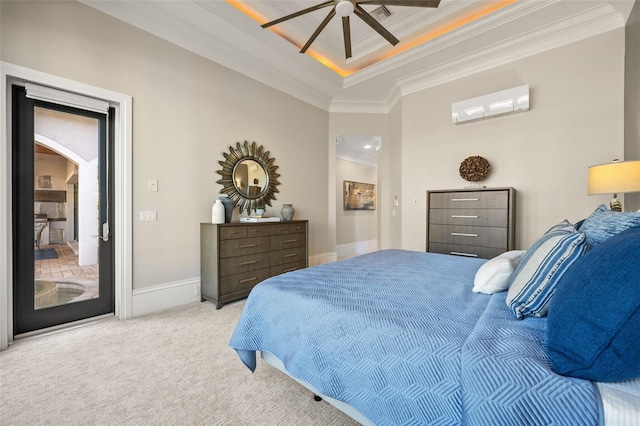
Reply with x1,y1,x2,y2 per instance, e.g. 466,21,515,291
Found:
195,284,201,296
148,179,158,192
139,211,157,221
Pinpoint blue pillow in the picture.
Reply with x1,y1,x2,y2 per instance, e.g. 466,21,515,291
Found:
579,204,640,246
506,231,588,320
547,226,640,382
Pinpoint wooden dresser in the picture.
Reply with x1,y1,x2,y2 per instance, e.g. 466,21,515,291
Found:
426,188,515,259
200,220,308,309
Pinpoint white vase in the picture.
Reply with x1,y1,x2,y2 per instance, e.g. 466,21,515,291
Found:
211,199,225,224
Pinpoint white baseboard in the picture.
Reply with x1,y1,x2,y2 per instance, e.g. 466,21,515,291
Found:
131,252,345,317
336,239,378,261
132,278,201,317
309,252,337,266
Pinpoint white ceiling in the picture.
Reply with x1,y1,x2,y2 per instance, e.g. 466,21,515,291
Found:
82,0,634,113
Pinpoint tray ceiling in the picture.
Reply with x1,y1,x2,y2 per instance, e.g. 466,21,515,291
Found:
82,0,634,111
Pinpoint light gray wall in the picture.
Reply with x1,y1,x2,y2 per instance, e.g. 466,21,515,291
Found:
383,100,403,249
336,159,378,246
400,29,626,251
1,1,329,289
625,1,640,211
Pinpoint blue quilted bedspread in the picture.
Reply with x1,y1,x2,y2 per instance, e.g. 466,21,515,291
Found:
229,250,602,425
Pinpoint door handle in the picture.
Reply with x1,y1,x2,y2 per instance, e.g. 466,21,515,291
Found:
91,222,110,242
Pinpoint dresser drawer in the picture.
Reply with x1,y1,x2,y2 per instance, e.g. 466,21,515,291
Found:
428,242,504,259
288,223,306,234
270,233,306,251
220,227,246,240
245,225,271,238
429,190,508,209
219,236,269,258
429,208,508,227
270,246,306,266
429,224,507,249
220,252,270,277
269,224,292,235
220,267,271,294
270,260,307,276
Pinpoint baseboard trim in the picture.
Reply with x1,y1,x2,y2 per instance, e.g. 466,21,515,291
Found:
131,253,341,317
337,239,378,261
132,278,201,317
309,252,337,266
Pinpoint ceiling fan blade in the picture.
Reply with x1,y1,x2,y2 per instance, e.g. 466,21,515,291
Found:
300,9,336,53
354,4,399,46
342,16,352,59
357,0,441,7
262,0,334,28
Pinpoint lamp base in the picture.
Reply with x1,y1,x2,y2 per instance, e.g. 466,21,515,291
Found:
610,196,622,212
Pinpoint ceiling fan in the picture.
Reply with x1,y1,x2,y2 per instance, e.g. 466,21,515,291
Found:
261,0,441,59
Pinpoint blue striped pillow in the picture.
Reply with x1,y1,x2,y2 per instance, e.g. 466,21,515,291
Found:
506,231,588,320
579,204,640,246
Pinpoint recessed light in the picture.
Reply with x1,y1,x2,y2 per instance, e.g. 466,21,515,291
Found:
364,145,372,149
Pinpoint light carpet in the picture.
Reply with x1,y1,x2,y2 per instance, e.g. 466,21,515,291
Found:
0,300,359,425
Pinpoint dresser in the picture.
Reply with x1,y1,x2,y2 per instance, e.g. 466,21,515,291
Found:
426,188,515,259
200,220,308,309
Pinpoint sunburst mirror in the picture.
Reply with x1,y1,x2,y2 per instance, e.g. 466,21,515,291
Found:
216,141,280,214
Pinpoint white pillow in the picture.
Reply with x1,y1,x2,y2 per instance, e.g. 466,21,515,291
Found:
473,250,526,294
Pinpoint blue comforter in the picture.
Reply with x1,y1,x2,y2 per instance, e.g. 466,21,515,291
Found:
229,250,602,425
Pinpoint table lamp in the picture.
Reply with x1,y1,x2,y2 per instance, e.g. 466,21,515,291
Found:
588,160,640,211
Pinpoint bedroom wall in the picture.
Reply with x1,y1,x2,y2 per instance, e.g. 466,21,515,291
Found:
400,29,625,251
625,0,640,211
1,1,330,291
336,158,378,259
384,100,403,250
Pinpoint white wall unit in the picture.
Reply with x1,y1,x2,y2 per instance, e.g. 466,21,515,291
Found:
452,85,529,123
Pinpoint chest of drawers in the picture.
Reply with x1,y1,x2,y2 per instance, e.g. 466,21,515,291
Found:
200,220,308,308
426,188,515,259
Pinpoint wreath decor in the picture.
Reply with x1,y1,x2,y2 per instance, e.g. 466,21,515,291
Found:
459,156,491,182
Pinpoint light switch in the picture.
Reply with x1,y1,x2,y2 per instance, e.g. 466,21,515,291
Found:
148,179,158,192
140,211,157,221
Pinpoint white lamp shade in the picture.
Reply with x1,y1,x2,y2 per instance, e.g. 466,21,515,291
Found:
588,160,640,195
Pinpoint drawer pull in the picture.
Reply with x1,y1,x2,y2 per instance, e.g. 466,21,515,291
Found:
283,253,297,258
451,251,478,258
283,239,297,243
239,244,257,249
451,198,479,202
238,260,257,266
230,231,241,234
451,215,479,219
451,232,479,237
239,277,257,284
283,267,297,273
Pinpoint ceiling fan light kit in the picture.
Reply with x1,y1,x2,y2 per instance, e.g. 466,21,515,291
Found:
336,0,355,17
261,0,441,59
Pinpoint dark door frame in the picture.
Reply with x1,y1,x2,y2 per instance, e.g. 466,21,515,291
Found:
12,85,115,335
1,64,133,350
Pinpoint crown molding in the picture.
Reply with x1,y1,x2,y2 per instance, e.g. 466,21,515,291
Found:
395,1,624,97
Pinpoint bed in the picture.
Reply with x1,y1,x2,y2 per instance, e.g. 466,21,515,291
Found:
229,208,640,425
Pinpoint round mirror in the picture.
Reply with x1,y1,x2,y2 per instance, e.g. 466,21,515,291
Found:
233,159,268,199
216,141,280,214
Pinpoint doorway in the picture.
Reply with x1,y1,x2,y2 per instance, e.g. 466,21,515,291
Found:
335,135,380,260
12,85,114,336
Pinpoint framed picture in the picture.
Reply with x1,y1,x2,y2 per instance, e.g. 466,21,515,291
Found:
37,175,52,189
344,180,376,210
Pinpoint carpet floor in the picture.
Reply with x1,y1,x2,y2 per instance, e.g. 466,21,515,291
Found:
0,300,360,426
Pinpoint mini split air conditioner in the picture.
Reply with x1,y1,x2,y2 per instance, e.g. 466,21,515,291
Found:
451,84,530,124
